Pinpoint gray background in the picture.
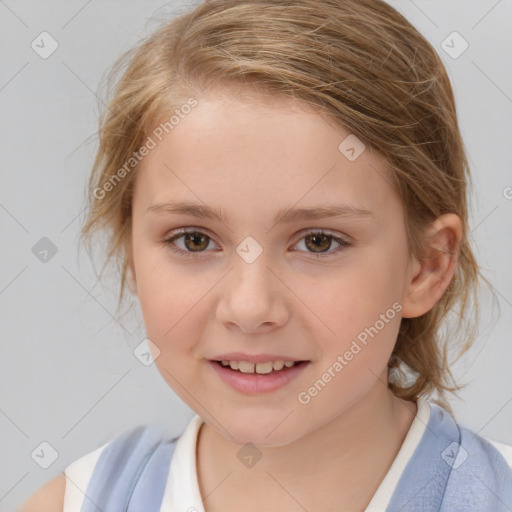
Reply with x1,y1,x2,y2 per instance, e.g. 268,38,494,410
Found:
1,1,511,510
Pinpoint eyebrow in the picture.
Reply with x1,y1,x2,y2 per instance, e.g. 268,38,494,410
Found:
146,201,374,225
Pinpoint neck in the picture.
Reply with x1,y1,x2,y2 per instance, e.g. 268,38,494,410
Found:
196,370,417,511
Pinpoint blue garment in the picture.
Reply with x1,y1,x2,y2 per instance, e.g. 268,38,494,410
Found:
80,403,512,511
387,404,512,510
80,425,178,512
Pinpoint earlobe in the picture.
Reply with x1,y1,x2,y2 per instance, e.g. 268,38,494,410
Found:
401,213,462,319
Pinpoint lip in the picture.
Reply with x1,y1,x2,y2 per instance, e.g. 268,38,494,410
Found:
209,359,311,394
211,352,308,364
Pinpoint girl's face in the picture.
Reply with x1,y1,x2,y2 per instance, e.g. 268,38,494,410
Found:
131,92,418,446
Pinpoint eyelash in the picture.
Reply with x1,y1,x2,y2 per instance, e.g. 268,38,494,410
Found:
162,228,351,260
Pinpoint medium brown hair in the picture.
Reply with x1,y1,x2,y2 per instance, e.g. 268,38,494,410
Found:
81,0,490,413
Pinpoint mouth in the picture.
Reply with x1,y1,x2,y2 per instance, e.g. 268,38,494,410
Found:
211,359,309,374
209,359,311,394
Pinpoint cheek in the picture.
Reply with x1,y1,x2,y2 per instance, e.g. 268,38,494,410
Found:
306,279,402,412
315,259,402,328
137,275,201,343
135,259,210,396
133,246,184,339
133,246,217,363
309,254,406,368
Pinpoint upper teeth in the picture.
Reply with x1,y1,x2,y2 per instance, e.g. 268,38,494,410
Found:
220,360,296,374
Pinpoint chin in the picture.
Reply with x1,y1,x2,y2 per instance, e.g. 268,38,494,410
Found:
222,419,304,448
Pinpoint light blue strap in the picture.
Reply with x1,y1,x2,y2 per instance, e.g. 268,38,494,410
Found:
386,403,456,511
126,439,177,512
387,403,512,511
440,426,512,511
80,424,177,512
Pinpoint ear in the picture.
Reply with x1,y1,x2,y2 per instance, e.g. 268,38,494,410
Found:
401,213,462,318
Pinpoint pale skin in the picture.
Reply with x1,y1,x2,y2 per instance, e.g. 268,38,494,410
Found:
17,90,462,511
129,90,461,511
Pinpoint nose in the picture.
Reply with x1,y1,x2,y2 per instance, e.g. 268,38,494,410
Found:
215,255,290,334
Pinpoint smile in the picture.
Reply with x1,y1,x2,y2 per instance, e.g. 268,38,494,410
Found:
209,360,310,394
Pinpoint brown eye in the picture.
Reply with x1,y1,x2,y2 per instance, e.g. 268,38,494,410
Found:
294,230,350,259
163,228,350,260
304,233,332,253
163,229,216,257
183,232,210,252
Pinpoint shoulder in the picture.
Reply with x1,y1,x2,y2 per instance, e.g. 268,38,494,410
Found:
484,437,512,471
17,424,182,512
391,402,512,510
456,426,512,478
63,436,110,511
64,424,178,511
16,473,66,512
427,403,512,474
16,433,113,512
436,408,512,510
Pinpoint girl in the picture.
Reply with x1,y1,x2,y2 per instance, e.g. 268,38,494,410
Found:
19,0,512,510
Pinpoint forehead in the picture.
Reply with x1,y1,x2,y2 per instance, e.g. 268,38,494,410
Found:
135,93,401,221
